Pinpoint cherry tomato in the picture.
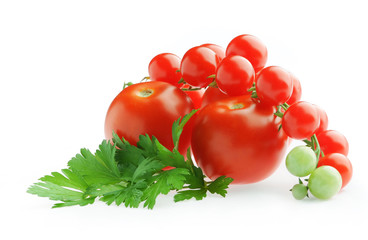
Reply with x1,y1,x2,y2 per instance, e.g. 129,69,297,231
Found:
104,81,194,156
215,55,255,96
180,46,220,88
308,166,342,200
191,95,288,184
180,84,205,109
148,53,182,87
201,43,225,61
314,105,328,135
226,34,268,72
201,86,231,108
282,101,320,140
317,153,352,189
256,66,293,106
317,130,349,156
286,74,302,105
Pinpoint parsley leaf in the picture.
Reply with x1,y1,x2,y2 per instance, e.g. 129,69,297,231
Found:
28,109,233,209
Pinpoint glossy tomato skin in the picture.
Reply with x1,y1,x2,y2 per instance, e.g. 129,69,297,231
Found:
216,55,255,96
201,43,226,61
180,46,220,88
192,95,288,184
314,105,329,135
317,130,349,156
286,74,302,105
181,84,205,109
148,53,182,87
201,86,231,108
104,81,194,155
226,34,268,72
317,153,352,189
256,66,293,106
282,101,320,140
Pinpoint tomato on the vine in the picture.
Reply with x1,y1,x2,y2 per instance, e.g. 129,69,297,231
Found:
317,153,352,189
255,66,293,106
286,74,302,105
282,101,320,140
314,105,329,135
148,53,182,87
201,43,225,61
317,130,349,156
104,81,194,156
216,55,255,96
226,34,268,72
191,95,288,184
201,86,231,108
181,84,205,109
180,46,220,88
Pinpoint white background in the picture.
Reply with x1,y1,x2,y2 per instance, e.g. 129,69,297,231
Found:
1,0,367,239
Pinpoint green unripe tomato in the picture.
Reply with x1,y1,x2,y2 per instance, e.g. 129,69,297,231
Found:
286,145,317,177
308,166,342,200
291,184,308,200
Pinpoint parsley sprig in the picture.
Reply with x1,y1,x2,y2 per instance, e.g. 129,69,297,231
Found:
28,110,233,209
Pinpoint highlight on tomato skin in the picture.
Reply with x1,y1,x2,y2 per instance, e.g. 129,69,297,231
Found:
180,46,220,88
104,81,195,156
215,55,255,97
281,101,320,140
191,95,289,184
255,66,293,106
201,86,231,108
148,53,183,88
317,153,353,189
200,43,226,61
286,73,302,105
317,130,349,156
226,34,268,72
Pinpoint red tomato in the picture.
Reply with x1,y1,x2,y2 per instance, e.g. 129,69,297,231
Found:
317,130,349,156
191,95,288,184
181,84,205,109
317,153,353,189
314,105,328,135
282,101,320,140
148,53,182,87
180,46,220,88
216,55,255,96
256,66,293,106
226,34,268,72
201,43,225,61
201,86,231,108
104,81,194,155
286,74,302,105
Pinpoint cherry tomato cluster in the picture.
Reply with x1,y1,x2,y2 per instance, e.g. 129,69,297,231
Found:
112,34,352,200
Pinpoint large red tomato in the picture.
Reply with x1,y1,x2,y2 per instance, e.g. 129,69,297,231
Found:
104,81,194,155
191,95,288,184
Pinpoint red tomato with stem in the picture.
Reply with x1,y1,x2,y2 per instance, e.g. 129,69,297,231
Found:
216,55,255,96
104,81,194,156
226,34,268,72
192,95,288,184
180,46,220,88
201,43,225,61
181,84,205,109
282,101,320,140
317,153,353,189
256,66,293,106
201,86,231,108
317,130,349,156
148,53,183,87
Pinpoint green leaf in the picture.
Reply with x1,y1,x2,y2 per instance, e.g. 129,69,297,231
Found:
174,189,207,202
67,141,121,185
172,109,198,150
155,140,187,168
143,168,190,209
131,157,165,182
207,176,233,197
